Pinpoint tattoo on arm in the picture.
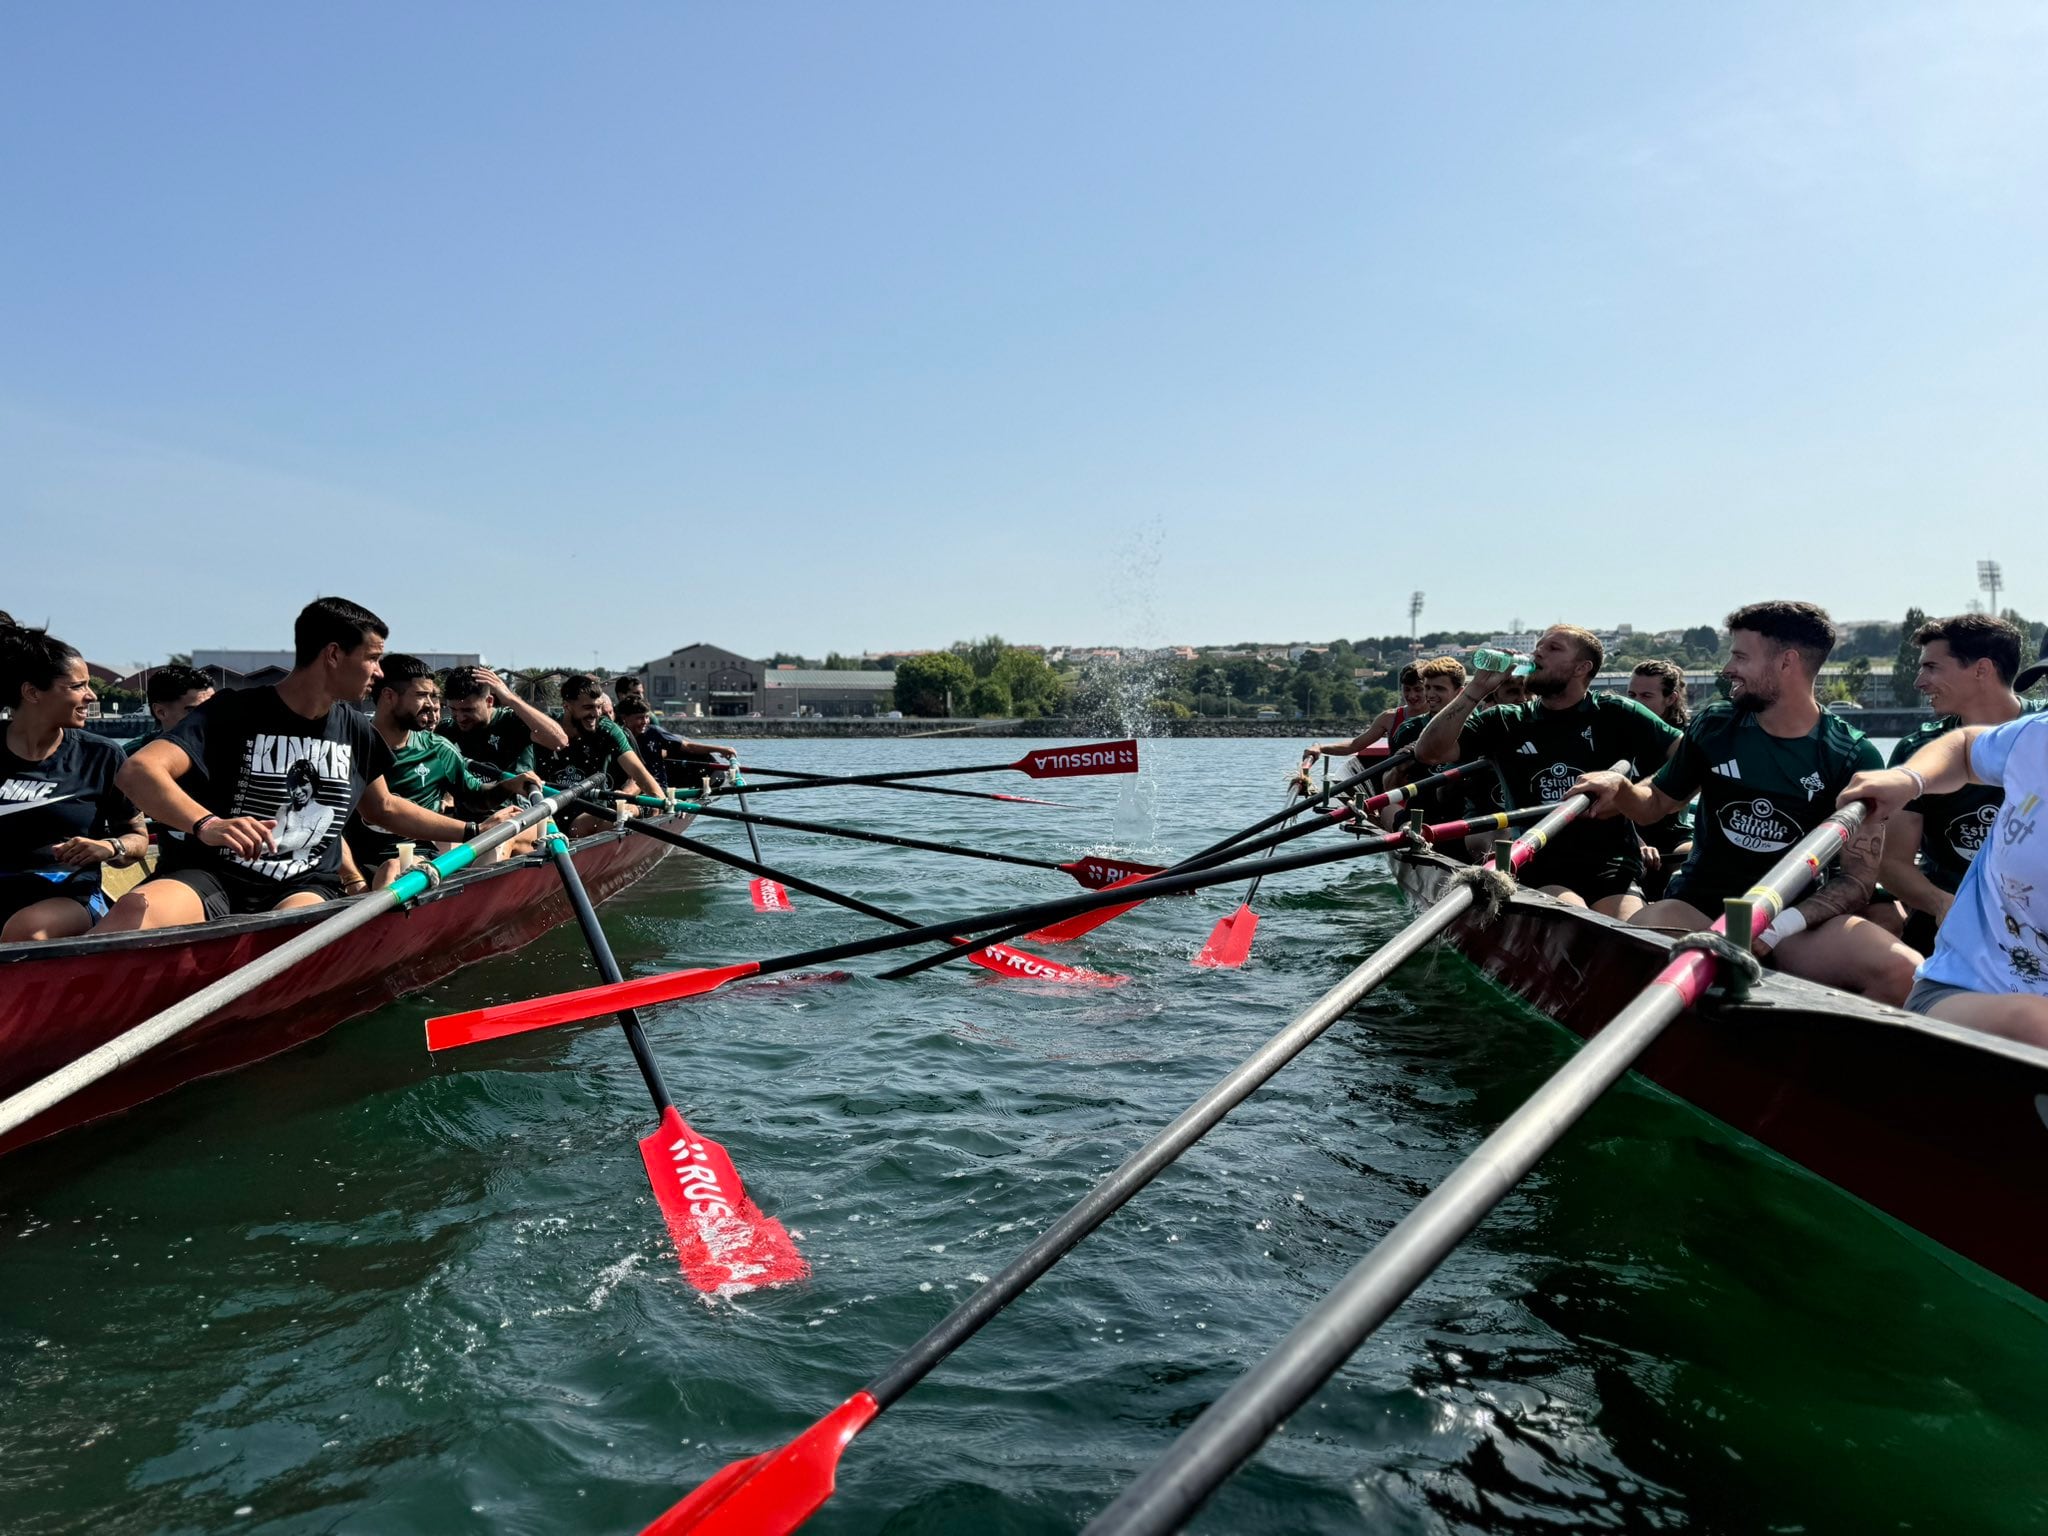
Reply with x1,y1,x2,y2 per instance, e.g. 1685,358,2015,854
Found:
1793,822,1884,926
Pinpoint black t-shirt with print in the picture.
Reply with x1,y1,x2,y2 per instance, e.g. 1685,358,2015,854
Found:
158,687,394,885
0,729,134,874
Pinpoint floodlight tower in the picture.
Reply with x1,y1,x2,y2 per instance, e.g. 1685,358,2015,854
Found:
1978,560,2003,619
1410,590,1425,649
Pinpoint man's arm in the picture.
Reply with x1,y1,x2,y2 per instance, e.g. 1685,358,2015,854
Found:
1416,674,1501,766
1769,817,1886,944
616,750,669,804
1306,709,1395,760
1564,770,1685,825
359,780,515,844
115,739,274,858
479,669,569,753
1876,809,1952,924
1838,728,1983,822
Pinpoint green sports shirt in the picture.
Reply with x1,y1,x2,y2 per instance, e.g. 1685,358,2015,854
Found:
382,730,491,812
1888,700,2048,894
542,715,641,789
1458,693,1682,876
1653,701,1881,911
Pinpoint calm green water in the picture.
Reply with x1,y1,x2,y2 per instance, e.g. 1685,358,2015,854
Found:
4,738,2046,1535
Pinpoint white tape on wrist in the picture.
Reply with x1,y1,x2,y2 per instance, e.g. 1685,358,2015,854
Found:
1901,767,1927,799
1758,908,1808,949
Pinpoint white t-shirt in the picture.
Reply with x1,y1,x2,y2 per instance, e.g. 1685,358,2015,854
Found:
1918,712,2048,997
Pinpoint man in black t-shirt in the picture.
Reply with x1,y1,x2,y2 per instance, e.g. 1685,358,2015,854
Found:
1416,625,1680,916
104,597,495,927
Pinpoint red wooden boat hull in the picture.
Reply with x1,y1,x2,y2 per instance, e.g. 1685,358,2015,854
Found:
1395,847,2048,1304
0,817,687,1157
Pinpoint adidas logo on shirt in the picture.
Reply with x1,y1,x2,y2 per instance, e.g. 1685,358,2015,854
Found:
1714,760,1742,779
1517,741,1540,754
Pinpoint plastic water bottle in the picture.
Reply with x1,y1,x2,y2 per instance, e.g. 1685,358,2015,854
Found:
1470,648,1536,677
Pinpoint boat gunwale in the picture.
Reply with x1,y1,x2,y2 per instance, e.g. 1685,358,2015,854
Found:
1391,843,2048,1076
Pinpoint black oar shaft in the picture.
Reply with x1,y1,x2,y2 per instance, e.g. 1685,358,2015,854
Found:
542,825,675,1116
714,777,1052,805
609,812,922,933
870,760,1494,982
1184,751,1409,866
1083,803,1866,1536
635,795,1067,872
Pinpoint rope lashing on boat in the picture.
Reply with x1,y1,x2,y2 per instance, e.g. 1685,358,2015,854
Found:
1447,863,1517,926
1668,931,1762,1000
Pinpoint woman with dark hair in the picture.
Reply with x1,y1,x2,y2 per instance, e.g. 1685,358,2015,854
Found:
0,619,146,941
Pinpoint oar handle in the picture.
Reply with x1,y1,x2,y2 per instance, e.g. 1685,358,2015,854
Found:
1083,800,1866,1536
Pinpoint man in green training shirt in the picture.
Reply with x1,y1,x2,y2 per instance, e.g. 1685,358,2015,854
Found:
542,674,671,836
1882,614,2046,954
1417,624,1681,917
438,666,570,822
1570,600,1919,1005
344,655,533,888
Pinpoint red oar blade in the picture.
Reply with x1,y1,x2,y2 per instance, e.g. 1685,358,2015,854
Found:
1193,906,1259,969
1058,855,1168,890
750,879,794,913
967,942,1126,986
1030,869,1157,941
1012,739,1139,781
638,1105,807,1296
424,962,763,1051
640,1391,881,1536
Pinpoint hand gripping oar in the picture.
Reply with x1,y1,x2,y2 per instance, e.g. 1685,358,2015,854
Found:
424,828,1447,1051
1192,785,1304,969
573,788,1167,890
0,775,608,1146
734,739,1139,790
886,759,1499,964
1080,801,1870,1536
628,787,1606,1536
534,808,805,1293
726,773,792,913
602,810,1121,987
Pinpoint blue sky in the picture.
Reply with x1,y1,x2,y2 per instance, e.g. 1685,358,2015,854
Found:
4,3,2043,669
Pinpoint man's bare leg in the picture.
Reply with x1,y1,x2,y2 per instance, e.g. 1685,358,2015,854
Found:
98,881,207,933
1771,915,1921,1007
1631,898,1711,931
1924,992,2048,1050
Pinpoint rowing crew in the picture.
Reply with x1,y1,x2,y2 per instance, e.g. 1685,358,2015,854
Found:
0,598,737,943
1304,602,2048,1048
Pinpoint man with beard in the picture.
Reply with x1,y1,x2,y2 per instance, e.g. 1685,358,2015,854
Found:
1415,625,1680,916
1569,601,1919,1004
1880,615,2045,953
542,674,671,835
344,655,533,887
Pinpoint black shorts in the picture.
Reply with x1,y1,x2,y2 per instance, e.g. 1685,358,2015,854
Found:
1525,853,1643,905
147,864,342,919
349,824,405,869
0,869,111,926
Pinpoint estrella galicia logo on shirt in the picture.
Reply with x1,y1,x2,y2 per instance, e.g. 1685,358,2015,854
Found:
1946,804,1999,863
1535,762,1580,803
1719,796,1799,853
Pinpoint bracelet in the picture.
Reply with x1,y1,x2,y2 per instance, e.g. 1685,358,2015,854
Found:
464,820,480,839
1758,908,1809,950
190,813,217,840
1901,767,1926,799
